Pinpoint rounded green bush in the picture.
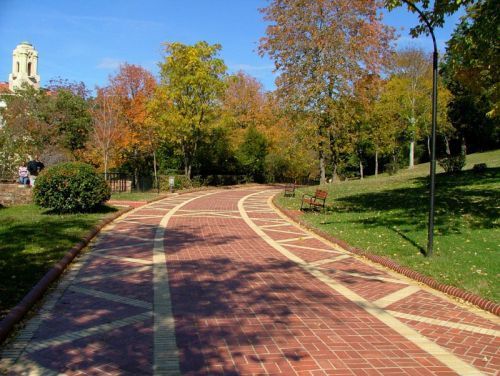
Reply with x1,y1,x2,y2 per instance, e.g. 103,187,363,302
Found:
33,162,111,213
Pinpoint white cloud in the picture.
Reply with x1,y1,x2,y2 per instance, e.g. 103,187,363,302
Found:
96,57,122,70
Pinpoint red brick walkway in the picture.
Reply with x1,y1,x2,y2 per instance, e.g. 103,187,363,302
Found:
1,187,498,375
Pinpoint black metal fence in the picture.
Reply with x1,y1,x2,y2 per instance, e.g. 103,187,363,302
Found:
102,173,131,193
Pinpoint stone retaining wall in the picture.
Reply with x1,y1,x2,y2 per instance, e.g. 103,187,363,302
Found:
0,184,32,206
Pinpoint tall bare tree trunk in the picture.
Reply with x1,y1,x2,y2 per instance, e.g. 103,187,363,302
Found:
331,164,338,182
359,160,364,179
133,149,139,190
444,136,451,156
103,153,108,180
375,150,379,176
319,133,326,184
153,150,158,191
409,140,414,169
319,148,326,185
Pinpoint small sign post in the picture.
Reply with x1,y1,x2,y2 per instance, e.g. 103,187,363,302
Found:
169,176,175,193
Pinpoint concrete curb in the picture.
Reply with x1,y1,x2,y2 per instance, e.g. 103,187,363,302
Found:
0,206,134,345
273,196,500,317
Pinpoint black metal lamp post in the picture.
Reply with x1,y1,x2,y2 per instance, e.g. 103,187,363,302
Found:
400,0,438,257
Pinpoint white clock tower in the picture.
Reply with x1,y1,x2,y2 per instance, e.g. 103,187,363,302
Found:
8,41,40,91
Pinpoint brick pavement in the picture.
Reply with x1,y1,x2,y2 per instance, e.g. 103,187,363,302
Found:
1,187,499,375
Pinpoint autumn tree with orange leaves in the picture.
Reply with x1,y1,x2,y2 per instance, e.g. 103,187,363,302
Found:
108,64,157,187
221,71,317,182
260,0,395,183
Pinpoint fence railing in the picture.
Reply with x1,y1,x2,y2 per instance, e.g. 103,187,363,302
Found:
102,173,131,193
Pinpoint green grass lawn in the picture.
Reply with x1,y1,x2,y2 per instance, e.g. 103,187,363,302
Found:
0,204,117,318
111,191,165,201
277,150,500,302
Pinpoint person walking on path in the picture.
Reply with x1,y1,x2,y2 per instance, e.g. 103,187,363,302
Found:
27,156,44,187
17,163,29,186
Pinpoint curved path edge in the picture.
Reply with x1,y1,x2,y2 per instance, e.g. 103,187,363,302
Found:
0,206,135,345
272,194,500,317
0,184,258,347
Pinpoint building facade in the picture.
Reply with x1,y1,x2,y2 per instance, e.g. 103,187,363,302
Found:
8,41,41,91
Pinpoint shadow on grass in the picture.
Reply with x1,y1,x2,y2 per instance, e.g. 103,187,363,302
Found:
0,205,117,317
390,227,426,256
42,204,118,216
325,168,499,236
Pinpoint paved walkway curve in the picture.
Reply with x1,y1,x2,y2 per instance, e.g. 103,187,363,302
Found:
1,187,499,375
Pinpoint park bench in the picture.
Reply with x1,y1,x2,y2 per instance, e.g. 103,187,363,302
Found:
284,182,296,197
300,189,328,211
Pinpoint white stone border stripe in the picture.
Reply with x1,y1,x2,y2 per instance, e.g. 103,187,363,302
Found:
388,311,500,337
281,243,344,254
237,191,484,376
374,286,421,308
98,254,153,265
264,228,309,236
68,286,152,309
76,265,151,283
328,269,410,285
92,242,152,253
259,223,293,228
309,254,352,267
26,312,152,353
153,191,218,376
276,236,314,243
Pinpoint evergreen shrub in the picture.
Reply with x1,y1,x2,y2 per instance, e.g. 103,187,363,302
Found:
159,174,192,191
34,162,110,213
385,161,399,175
438,154,466,174
472,163,487,173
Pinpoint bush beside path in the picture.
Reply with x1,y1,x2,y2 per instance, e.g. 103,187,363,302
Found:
1,187,498,375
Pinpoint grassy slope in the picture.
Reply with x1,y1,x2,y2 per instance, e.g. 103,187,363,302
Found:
277,150,500,302
0,205,116,318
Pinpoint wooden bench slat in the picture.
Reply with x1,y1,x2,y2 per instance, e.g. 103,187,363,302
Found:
300,189,328,211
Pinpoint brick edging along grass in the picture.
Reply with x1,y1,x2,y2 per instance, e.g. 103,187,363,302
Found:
0,206,134,345
272,196,500,317
0,184,261,345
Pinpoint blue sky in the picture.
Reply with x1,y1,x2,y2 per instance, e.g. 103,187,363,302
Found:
0,0,464,92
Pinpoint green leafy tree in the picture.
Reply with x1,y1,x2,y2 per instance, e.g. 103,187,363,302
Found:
372,79,406,170
0,85,54,171
441,0,499,152
259,0,394,184
49,88,92,157
392,48,432,168
150,41,227,178
385,0,475,37
236,126,268,183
